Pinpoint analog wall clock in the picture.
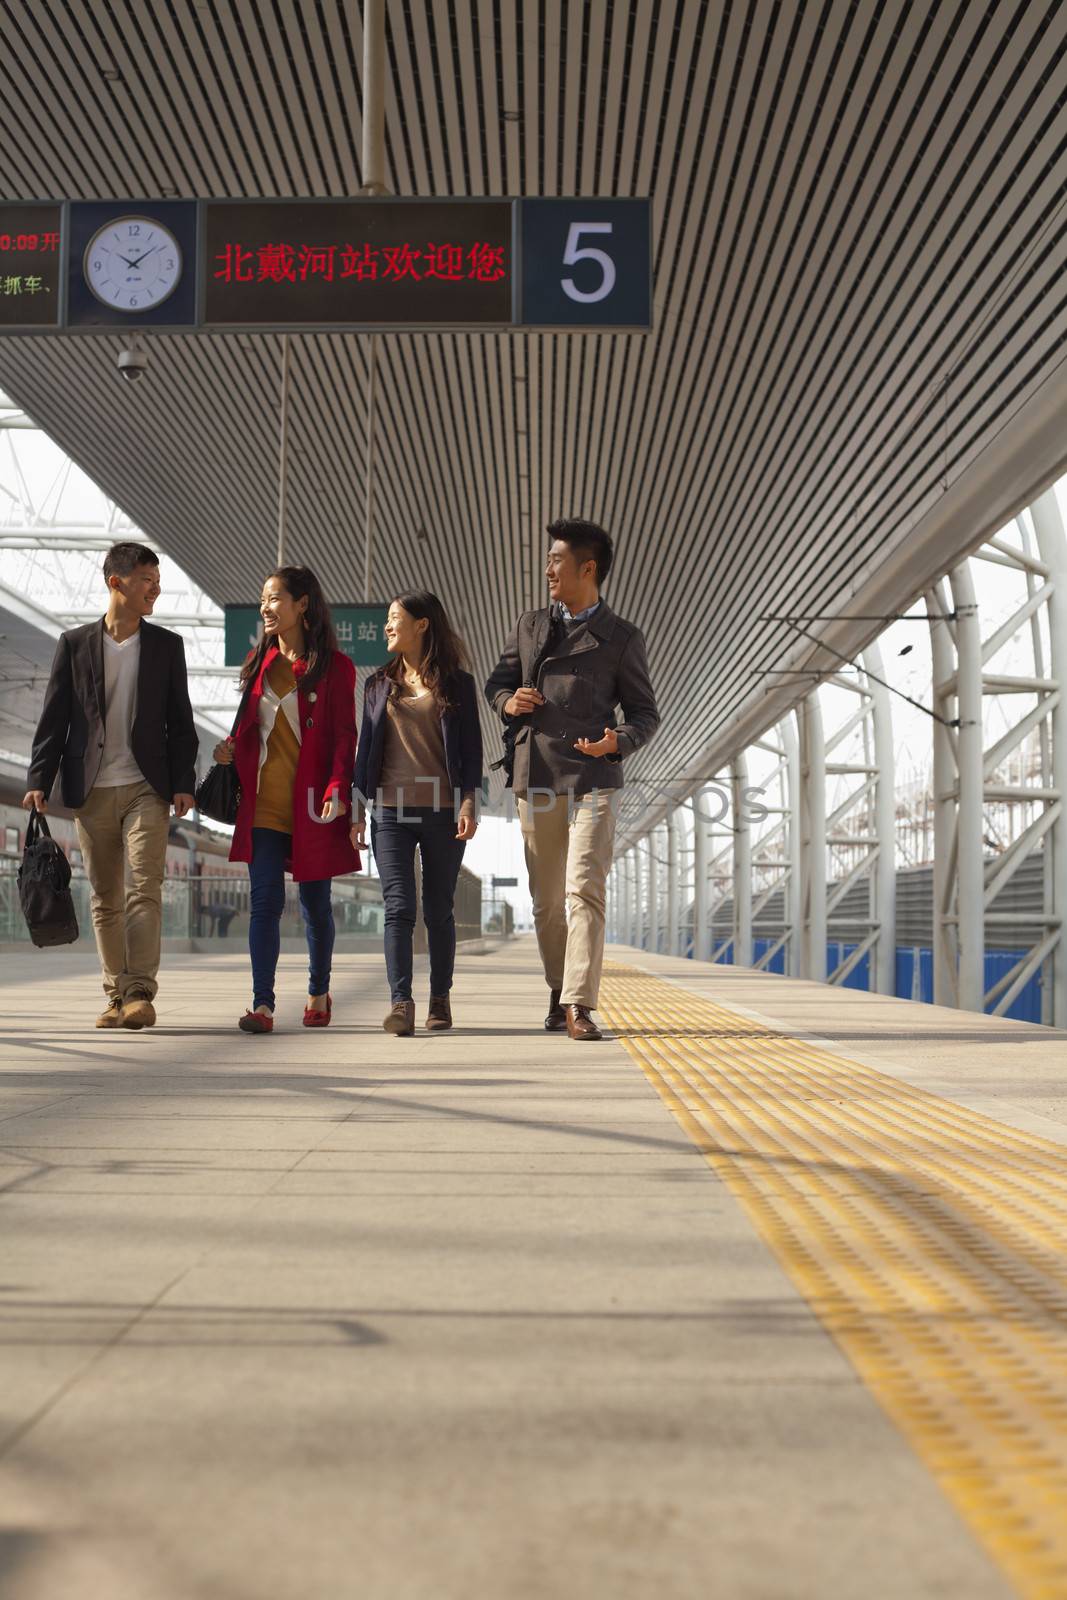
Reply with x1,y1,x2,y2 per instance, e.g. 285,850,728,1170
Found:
83,215,182,312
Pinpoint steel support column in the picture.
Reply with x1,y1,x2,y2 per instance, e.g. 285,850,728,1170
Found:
647,831,660,954
666,809,681,957
951,562,985,1011
359,0,388,600
360,0,388,192
633,843,646,949
928,581,959,1006
797,694,827,981
864,639,897,993
731,754,752,966
276,335,292,566
1031,487,1067,1026
783,715,802,976
692,785,712,961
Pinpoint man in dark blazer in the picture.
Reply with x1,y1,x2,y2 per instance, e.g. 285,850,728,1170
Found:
485,518,659,1040
23,541,198,1030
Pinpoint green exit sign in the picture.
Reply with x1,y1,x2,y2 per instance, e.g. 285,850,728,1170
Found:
224,604,390,668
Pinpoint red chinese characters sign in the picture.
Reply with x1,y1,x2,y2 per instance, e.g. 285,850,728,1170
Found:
0,204,63,328
203,200,512,327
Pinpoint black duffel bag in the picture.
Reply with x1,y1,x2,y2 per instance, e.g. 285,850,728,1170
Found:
194,686,250,825
18,808,79,948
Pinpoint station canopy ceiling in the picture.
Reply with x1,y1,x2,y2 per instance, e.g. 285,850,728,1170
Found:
1,1,1065,840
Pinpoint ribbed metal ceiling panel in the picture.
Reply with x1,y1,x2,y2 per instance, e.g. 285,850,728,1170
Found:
0,0,1065,837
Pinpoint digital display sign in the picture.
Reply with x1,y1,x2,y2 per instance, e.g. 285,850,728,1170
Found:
0,197,652,333
0,204,63,328
203,200,513,328
225,604,390,668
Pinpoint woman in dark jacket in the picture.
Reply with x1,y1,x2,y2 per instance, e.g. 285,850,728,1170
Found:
352,591,482,1036
213,566,359,1034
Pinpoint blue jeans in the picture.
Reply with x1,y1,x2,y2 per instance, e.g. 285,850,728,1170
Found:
371,807,466,1002
248,827,334,1011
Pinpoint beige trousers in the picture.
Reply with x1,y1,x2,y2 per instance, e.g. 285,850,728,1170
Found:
74,780,170,1003
518,790,617,1009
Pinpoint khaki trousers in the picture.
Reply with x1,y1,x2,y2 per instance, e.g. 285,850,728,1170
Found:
74,780,170,1003
518,790,617,1009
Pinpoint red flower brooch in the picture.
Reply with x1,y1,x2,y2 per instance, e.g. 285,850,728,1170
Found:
291,658,308,682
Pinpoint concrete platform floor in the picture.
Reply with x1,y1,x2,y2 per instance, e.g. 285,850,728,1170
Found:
2,936,1059,1599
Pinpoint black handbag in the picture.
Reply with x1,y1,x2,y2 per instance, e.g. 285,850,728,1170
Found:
18,808,79,947
194,686,250,825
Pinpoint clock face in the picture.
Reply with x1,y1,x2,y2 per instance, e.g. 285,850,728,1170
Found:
83,216,182,312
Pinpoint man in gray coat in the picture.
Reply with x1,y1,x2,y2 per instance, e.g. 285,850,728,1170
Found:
485,518,659,1039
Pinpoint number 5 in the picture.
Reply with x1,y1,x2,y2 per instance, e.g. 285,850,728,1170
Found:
561,223,616,304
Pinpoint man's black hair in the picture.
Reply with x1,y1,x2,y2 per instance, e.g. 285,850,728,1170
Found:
103,541,159,583
547,517,614,585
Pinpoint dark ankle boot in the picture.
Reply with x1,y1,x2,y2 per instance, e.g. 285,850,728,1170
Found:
426,994,453,1030
383,1000,415,1036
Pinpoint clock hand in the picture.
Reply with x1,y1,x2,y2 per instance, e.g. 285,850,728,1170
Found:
128,243,170,270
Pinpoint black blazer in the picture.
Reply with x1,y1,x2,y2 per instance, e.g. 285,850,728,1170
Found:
27,619,199,809
354,668,483,806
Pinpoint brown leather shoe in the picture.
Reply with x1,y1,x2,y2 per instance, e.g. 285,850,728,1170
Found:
425,994,452,1031
120,992,157,1030
96,999,122,1029
565,1005,602,1041
383,1000,415,1036
544,989,567,1031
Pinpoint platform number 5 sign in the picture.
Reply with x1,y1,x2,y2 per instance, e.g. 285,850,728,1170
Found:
521,199,650,328
562,223,618,304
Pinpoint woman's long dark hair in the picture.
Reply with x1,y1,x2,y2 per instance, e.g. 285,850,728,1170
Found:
239,566,339,693
376,590,469,711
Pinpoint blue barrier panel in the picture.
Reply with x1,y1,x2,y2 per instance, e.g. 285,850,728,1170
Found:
890,947,1039,1022
894,946,934,1004
691,940,1042,1024
752,938,786,975
983,951,1042,1023
827,942,870,991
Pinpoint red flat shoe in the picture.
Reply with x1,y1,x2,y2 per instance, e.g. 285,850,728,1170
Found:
239,1010,274,1033
303,995,332,1027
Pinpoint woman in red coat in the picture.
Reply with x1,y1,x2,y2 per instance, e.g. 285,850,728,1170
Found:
212,566,359,1033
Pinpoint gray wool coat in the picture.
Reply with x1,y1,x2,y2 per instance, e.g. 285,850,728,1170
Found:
484,601,659,796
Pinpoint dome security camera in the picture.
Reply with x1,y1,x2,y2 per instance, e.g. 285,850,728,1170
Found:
117,348,147,382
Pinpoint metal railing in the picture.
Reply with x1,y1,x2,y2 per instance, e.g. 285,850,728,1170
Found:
0,861,509,947
0,867,384,945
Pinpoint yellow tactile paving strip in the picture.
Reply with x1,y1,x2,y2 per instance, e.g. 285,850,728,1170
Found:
598,965,1067,1600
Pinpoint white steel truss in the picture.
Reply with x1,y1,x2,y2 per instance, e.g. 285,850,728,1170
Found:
606,486,1064,1029
0,395,232,753
930,501,1066,1023
816,644,897,991
747,725,801,977
702,781,743,964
